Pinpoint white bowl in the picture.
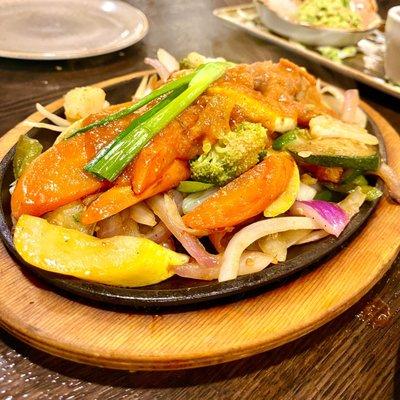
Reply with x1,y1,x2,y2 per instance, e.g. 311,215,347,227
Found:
254,0,382,47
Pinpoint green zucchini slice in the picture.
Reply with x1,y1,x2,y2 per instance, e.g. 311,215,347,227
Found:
273,130,380,171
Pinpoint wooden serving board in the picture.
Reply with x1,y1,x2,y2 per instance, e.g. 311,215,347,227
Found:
0,71,400,370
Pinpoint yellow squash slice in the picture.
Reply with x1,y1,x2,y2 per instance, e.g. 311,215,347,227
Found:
263,163,300,217
14,215,189,287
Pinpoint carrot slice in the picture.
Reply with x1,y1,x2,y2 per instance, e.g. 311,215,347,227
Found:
302,164,343,183
182,152,295,230
11,109,137,219
81,160,190,224
130,106,201,194
11,135,106,219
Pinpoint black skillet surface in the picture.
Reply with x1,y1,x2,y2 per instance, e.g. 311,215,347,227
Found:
0,76,386,308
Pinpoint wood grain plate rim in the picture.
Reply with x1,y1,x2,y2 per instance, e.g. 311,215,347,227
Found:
0,71,399,370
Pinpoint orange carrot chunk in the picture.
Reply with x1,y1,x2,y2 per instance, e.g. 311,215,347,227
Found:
11,135,106,219
130,106,201,195
11,109,138,220
81,160,190,225
182,153,295,231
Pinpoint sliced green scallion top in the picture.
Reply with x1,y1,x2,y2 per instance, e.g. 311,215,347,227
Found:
85,62,231,182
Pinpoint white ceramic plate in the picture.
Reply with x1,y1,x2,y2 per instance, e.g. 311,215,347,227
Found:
0,0,149,60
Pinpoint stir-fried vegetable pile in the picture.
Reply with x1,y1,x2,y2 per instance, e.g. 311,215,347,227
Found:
11,49,400,288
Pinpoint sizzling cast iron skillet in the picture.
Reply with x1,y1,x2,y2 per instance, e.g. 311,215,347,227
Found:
0,77,385,308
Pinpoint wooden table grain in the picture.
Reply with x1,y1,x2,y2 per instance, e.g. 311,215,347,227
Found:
1,1,400,398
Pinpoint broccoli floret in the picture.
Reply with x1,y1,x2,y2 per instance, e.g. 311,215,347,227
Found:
180,52,227,69
190,122,267,186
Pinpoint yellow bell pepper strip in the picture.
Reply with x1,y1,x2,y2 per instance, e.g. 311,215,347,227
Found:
264,163,300,217
14,215,189,287
207,85,297,132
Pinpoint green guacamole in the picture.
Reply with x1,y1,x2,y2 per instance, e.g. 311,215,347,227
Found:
297,0,362,30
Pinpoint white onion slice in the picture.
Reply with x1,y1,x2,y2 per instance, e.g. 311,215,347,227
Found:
175,262,218,280
319,84,367,128
219,217,320,282
96,213,140,238
167,189,184,215
163,194,206,236
338,186,366,218
309,115,378,145
258,234,287,263
157,48,180,73
23,121,64,132
36,103,70,127
129,202,157,227
297,182,317,201
375,163,400,203
133,75,149,100
282,229,313,245
259,229,313,257
320,84,344,102
296,230,329,245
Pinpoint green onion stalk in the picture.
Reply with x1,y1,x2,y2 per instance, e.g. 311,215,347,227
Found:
67,71,196,138
85,62,231,181
177,181,215,193
85,86,186,172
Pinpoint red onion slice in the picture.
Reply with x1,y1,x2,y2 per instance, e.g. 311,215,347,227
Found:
291,200,349,237
144,57,170,82
294,188,366,245
143,222,171,244
175,251,273,281
147,195,219,268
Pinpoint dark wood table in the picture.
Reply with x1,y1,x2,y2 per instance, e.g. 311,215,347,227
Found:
1,1,400,398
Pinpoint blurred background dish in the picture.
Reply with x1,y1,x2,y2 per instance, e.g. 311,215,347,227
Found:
384,6,400,84
0,0,148,60
214,3,400,100
254,0,382,47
